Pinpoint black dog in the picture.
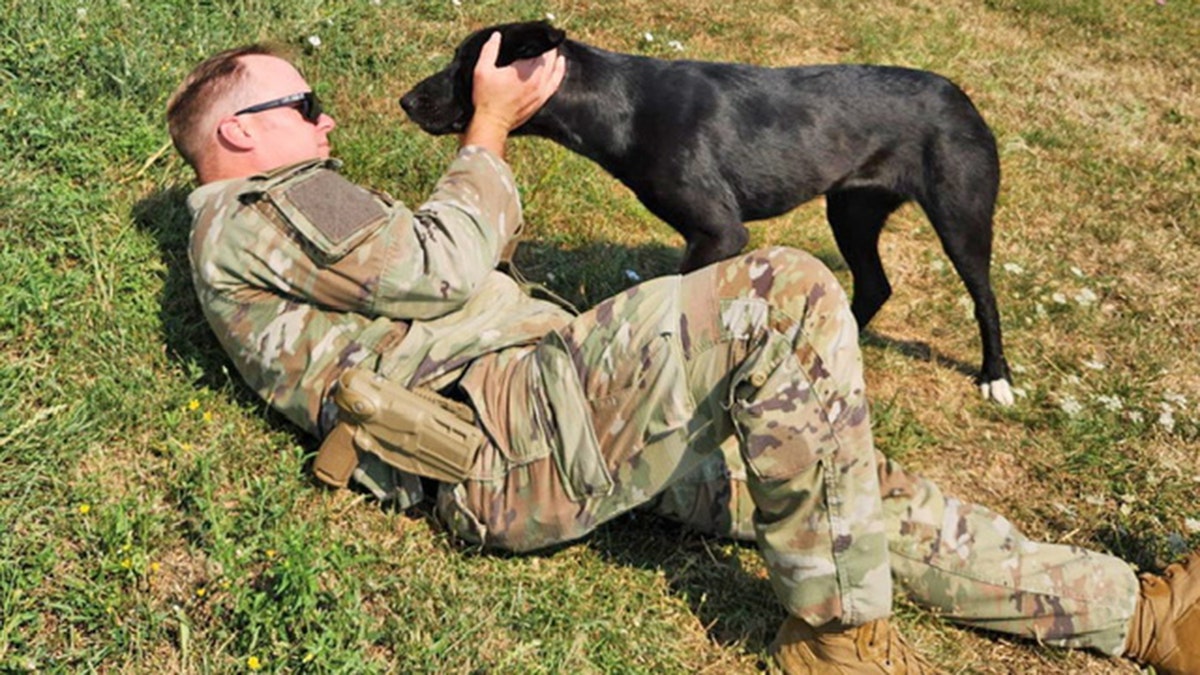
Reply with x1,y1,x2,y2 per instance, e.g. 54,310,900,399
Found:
400,21,1013,404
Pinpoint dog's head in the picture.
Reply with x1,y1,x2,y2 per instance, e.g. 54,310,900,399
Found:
400,21,566,135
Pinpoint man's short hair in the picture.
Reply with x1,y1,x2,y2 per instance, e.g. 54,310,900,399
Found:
166,43,288,172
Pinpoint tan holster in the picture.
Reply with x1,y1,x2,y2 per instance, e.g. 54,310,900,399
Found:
312,368,485,487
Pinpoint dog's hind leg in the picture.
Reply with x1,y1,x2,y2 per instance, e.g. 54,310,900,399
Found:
826,188,906,328
919,191,1013,405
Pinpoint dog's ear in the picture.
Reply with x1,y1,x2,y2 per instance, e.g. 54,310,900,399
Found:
496,21,567,67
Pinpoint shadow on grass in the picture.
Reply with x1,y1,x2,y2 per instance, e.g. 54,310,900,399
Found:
450,506,783,655
130,187,306,439
860,329,980,380
591,513,783,652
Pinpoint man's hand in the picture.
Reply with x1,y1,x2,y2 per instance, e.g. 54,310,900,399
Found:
462,32,566,158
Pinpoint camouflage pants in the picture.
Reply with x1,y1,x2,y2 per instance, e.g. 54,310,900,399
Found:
437,247,1138,655
652,437,1139,655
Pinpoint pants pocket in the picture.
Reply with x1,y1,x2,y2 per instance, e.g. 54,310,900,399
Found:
521,329,614,502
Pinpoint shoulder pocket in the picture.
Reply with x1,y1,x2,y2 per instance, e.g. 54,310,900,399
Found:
265,169,388,263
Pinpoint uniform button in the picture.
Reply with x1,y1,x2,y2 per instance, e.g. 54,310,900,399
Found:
750,372,767,387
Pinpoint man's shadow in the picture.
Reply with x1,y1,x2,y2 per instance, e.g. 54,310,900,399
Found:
130,187,300,429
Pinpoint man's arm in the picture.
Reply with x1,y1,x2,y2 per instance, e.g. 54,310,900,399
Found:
202,40,566,323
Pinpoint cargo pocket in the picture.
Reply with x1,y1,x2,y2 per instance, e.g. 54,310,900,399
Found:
509,330,613,502
588,331,694,469
728,328,833,482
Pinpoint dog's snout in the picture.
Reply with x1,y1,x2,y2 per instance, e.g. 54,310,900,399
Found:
399,92,418,115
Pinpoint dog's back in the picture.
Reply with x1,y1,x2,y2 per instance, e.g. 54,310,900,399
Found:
525,44,998,222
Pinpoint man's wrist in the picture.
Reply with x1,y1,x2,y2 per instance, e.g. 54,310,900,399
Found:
460,114,510,158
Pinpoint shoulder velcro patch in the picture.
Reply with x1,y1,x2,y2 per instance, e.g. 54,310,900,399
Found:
266,168,387,262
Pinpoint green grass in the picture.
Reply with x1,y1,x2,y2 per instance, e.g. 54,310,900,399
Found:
2,0,1197,672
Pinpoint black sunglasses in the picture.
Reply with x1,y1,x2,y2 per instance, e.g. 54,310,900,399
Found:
234,91,322,124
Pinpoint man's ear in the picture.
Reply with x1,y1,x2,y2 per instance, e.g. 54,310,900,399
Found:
215,116,255,151
496,21,567,66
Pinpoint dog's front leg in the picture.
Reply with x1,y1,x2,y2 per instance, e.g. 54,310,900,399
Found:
678,223,750,273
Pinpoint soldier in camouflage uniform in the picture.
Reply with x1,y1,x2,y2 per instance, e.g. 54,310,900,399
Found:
165,41,1199,674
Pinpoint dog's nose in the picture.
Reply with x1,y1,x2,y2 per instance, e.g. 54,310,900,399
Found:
398,92,418,116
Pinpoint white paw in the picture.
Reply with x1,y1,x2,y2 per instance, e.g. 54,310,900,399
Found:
980,379,1015,406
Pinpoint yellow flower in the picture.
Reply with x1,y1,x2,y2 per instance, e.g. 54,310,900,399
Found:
302,652,315,664
149,562,161,574
202,411,214,423
78,504,91,515
195,587,206,597
120,558,132,569
247,656,262,671
187,399,200,411
265,549,276,559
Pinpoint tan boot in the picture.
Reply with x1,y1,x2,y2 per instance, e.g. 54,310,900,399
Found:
770,616,935,674
1125,551,1200,675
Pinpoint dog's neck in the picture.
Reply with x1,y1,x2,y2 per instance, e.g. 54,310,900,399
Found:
515,41,644,177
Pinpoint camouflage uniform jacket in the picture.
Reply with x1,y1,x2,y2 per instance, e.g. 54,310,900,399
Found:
187,148,572,489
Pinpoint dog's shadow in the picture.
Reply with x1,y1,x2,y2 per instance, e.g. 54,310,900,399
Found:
860,330,978,380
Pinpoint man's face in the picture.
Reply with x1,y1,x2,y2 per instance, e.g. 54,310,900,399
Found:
231,55,336,168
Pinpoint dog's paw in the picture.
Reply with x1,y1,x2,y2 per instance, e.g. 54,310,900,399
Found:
980,379,1015,406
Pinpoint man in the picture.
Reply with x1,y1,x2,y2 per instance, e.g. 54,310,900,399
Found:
166,38,1197,673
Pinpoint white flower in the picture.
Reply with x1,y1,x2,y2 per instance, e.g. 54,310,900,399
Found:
1052,292,1068,304
1186,518,1200,534
643,32,654,42
1096,394,1123,412
77,7,87,18
1158,409,1176,432
1083,359,1106,371
1060,395,1083,417
1003,262,1024,274
625,269,642,282
545,12,556,21
1071,266,1085,277
545,271,556,282
1074,288,1098,306
307,35,322,48
667,40,684,51
452,0,461,5
1127,410,1145,424
931,259,947,272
